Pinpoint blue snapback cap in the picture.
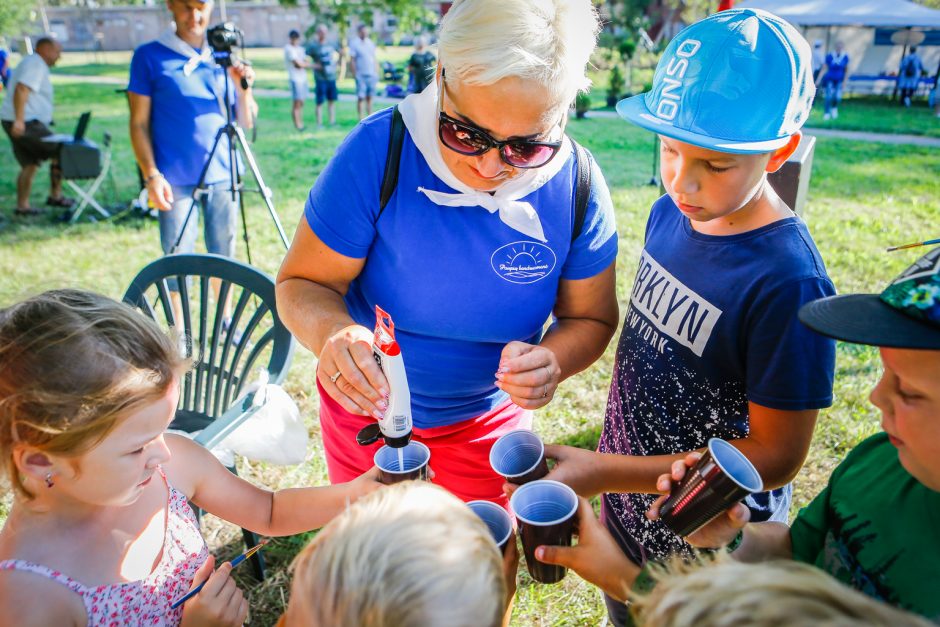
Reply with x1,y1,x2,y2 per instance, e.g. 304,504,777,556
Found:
617,8,815,154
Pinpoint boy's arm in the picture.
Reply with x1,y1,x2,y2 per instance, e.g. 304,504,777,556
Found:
544,404,817,497
166,434,382,535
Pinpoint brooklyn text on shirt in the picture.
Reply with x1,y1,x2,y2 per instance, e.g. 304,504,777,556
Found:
490,241,557,285
628,250,722,356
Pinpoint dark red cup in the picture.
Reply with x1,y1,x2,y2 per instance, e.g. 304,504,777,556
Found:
509,479,578,584
658,438,763,537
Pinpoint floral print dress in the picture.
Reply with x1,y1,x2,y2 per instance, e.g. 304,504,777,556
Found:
0,468,208,626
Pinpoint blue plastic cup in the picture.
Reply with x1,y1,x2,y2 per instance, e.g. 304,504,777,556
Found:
373,441,431,484
509,479,578,584
467,500,514,554
658,438,763,537
489,429,549,485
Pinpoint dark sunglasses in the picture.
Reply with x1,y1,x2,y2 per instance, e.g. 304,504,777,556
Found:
437,69,564,169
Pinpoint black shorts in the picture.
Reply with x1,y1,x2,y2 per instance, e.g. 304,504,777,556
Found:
2,119,59,167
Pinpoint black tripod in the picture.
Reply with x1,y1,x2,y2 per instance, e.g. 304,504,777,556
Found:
171,50,289,261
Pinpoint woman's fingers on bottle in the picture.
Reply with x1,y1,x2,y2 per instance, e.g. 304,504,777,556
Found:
349,340,388,399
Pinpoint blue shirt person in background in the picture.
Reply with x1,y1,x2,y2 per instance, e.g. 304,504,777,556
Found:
817,40,849,120
531,10,835,626
0,46,10,88
898,46,924,108
128,0,256,269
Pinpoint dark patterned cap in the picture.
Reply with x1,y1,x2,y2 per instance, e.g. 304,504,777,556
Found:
799,247,940,349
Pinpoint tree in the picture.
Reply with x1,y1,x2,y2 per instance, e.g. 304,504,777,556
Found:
0,0,35,38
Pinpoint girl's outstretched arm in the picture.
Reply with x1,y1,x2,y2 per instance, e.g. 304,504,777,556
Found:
165,434,382,536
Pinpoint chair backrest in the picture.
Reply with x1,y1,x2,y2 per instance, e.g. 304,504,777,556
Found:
123,253,295,422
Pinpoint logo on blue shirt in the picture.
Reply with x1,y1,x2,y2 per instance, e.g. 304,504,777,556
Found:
491,241,556,284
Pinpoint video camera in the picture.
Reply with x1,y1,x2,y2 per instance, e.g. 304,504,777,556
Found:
207,22,243,63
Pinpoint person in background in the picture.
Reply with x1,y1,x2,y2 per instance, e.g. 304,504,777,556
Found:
307,24,339,127
128,0,256,272
0,43,10,89
898,46,924,108
407,35,436,94
348,23,378,119
0,36,72,216
811,40,824,83
284,29,310,131
817,40,849,120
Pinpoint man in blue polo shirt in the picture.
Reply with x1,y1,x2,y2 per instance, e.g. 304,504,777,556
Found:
128,0,256,263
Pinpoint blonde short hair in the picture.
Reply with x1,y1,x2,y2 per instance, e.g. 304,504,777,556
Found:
287,482,505,627
631,556,933,627
437,0,600,110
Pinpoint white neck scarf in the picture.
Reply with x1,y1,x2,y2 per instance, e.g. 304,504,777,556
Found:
157,28,212,76
398,81,572,243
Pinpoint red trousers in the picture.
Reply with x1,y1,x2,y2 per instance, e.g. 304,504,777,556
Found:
317,379,532,508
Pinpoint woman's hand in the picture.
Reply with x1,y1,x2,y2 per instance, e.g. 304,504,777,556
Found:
534,497,638,603
495,341,560,410
645,452,750,549
180,555,249,627
228,60,255,90
318,323,388,419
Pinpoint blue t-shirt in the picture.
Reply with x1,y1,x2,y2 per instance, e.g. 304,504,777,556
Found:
128,41,238,187
0,49,9,86
824,52,849,84
305,108,618,428
599,195,836,562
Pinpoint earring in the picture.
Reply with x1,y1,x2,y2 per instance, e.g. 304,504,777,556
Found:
44,472,54,488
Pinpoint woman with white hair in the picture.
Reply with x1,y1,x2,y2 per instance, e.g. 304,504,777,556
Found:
277,0,618,507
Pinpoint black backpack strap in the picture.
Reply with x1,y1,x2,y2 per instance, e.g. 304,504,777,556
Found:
572,140,593,243
379,105,406,216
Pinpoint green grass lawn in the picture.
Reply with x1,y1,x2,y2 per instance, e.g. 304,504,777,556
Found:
0,63,937,625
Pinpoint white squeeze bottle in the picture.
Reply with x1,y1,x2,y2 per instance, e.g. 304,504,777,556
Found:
356,305,413,452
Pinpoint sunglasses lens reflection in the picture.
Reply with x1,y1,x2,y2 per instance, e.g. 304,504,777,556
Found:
502,143,557,168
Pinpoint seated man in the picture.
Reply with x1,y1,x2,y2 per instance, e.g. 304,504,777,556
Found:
0,37,72,216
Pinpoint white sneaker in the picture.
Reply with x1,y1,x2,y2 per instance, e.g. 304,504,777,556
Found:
904,97,911,107
823,112,831,120
832,108,839,119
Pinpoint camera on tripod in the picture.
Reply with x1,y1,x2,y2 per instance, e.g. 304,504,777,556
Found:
207,22,243,64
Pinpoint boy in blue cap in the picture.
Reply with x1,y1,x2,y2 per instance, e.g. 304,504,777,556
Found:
536,247,940,622
532,9,836,624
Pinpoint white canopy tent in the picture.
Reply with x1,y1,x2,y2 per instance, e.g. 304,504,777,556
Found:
739,0,940,94
738,0,940,28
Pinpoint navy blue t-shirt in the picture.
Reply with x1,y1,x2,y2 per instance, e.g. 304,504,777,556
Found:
305,108,618,428
600,194,836,562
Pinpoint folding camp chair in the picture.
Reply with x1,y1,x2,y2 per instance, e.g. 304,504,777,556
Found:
123,253,296,580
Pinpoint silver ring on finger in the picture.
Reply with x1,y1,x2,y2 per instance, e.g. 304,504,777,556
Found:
329,370,342,384
542,384,548,398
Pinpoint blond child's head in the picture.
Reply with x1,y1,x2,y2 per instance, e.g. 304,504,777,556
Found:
0,289,188,500
632,556,933,627
284,481,505,627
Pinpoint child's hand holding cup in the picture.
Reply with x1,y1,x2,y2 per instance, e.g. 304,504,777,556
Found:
646,439,758,548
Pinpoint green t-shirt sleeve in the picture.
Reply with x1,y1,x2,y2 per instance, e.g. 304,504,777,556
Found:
789,436,874,562
789,482,832,562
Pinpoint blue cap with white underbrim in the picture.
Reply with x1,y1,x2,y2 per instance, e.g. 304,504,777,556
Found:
616,8,815,154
